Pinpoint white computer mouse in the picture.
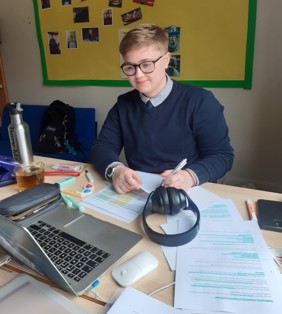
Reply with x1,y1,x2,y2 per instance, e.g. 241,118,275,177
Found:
111,251,159,287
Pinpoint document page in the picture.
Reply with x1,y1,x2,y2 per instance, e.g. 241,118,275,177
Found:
174,220,282,313
106,287,187,314
81,185,148,223
162,199,243,271
136,171,162,193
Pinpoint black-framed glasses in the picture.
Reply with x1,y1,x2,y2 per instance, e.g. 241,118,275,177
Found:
120,53,166,76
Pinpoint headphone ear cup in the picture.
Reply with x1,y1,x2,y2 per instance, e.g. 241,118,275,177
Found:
150,187,189,215
178,189,189,209
151,186,169,215
167,187,181,215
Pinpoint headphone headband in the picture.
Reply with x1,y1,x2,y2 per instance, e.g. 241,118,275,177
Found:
142,187,200,247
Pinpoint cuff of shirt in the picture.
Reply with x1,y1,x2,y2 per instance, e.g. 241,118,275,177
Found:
105,162,124,181
185,168,199,187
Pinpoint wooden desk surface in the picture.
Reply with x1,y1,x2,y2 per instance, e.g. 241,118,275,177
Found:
1,156,282,312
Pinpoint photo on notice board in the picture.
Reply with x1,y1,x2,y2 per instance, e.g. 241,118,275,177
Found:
164,25,181,53
121,7,142,26
166,55,181,77
48,32,61,55
66,30,77,49
82,27,100,42
103,8,113,26
73,7,89,23
62,0,71,5
133,0,155,7
41,0,51,9
109,0,123,8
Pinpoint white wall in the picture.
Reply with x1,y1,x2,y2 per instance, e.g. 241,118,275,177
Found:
1,0,282,192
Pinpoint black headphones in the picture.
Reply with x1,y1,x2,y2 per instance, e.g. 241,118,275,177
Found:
142,186,200,247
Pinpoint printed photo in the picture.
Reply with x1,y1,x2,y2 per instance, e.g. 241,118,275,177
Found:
73,7,89,23
109,0,122,8
166,55,181,77
103,9,113,26
133,0,155,7
62,0,71,5
48,32,61,55
164,25,180,53
66,30,77,49
82,27,100,42
121,8,142,26
41,0,51,9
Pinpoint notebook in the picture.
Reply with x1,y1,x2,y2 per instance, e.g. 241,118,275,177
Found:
0,203,142,296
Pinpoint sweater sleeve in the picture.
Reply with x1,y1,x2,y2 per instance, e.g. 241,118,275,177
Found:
187,90,234,184
91,103,123,176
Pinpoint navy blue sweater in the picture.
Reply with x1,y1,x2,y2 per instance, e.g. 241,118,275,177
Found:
91,82,234,184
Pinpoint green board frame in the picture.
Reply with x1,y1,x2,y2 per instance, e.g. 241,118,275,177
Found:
33,0,257,89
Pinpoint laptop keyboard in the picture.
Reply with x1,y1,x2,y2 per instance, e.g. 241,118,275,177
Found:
27,220,111,282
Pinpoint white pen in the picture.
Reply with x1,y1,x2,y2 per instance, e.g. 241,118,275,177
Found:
165,158,188,179
85,169,94,183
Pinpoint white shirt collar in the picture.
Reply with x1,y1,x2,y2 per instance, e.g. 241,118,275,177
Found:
140,74,173,107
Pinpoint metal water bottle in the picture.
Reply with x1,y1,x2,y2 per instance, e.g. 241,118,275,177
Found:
7,102,34,165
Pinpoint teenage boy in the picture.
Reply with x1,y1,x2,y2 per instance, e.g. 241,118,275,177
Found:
91,24,234,194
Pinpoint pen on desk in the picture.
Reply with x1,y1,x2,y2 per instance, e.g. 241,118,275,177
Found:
61,188,88,199
246,199,257,221
85,169,94,184
165,158,187,179
61,193,72,207
64,194,85,213
57,177,76,188
44,171,81,176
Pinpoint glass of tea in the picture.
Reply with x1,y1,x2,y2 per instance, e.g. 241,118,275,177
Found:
14,162,45,191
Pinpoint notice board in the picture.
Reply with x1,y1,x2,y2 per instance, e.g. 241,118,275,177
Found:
33,0,257,89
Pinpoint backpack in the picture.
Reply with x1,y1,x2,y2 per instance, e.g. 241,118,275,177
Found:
35,100,79,155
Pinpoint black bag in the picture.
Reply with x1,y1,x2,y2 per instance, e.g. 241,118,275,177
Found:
35,100,79,155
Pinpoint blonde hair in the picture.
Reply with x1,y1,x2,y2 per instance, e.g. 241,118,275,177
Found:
119,24,168,56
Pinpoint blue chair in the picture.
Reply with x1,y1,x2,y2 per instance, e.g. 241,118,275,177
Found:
0,104,96,163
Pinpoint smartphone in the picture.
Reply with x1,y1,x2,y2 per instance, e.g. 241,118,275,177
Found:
257,199,282,232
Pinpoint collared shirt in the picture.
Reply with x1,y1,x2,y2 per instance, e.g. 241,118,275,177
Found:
140,74,174,107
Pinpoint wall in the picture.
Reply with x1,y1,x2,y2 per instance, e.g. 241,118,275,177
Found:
0,0,282,192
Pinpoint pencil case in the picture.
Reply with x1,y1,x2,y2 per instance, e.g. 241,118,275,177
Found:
0,183,62,221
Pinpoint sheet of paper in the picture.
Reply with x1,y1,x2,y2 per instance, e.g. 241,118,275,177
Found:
81,185,148,223
167,198,242,224
136,171,162,193
174,220,282,313
81,173,222,224
105,287,187,314
186,186,223,210
162,199,242,270
136,171,225,209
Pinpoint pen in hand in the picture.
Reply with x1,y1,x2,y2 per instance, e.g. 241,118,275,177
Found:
163,158,187,181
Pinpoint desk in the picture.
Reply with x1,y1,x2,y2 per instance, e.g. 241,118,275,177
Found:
1,156,282,313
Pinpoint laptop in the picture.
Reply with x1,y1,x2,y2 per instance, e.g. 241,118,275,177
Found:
0,203,142,296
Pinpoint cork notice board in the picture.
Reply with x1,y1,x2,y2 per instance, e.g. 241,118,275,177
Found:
33,0,257,89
